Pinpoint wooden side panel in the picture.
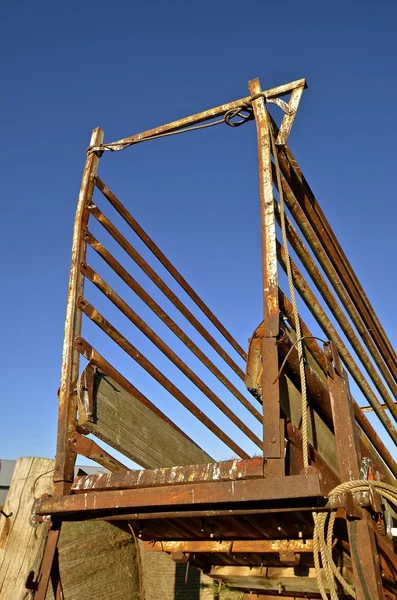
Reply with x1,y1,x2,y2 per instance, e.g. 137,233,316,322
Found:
0,457,54,600
280,375,340,477
77,365,212,469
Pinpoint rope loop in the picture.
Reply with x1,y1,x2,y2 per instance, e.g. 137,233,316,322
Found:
224,106,254,127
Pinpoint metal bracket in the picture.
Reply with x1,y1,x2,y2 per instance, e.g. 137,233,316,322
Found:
76,360,97,422
68,431,127,472
273,85,305,146
278,551,300,566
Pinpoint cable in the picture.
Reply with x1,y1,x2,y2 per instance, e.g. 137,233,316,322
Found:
87,106,254,155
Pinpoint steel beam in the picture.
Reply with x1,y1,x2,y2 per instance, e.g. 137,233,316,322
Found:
143,539,314,554
54,127,103,493
33,473,324,518
71,458,265,493
249,77,283,472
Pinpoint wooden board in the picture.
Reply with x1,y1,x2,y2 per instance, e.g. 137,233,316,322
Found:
77,363,212,468
0,457,54,600
210,565,353,594
280,374,340,477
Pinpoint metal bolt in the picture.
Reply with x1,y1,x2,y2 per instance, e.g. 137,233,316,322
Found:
271,436,277,443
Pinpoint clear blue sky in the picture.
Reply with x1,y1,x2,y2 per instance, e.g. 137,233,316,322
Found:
1,0,396,465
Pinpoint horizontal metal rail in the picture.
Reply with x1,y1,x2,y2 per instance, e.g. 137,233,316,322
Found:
95,176,247,361
277,242,397,446
80,266,262,449
88,205,245,379
82,232,261,420
77,297,250,459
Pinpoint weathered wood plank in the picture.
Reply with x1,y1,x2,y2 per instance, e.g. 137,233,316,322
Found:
280,375,340,477
210,565,353,594
0,457,54,600
77,363,212,468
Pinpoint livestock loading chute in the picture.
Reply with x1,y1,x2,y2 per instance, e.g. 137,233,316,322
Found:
31,77,397,599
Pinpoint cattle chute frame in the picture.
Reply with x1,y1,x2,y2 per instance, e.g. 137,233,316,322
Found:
32,77,397,600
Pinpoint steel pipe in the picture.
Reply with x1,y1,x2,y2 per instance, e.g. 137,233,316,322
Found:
77,297,250,459
83,231,261,420
81,264,262,449
88,206,245,380
95,176,246,361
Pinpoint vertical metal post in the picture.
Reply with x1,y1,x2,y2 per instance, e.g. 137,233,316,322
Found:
325,341,385,600
249,78,283,473
54,128,104,494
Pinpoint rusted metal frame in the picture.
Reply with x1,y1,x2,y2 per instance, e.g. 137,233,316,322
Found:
325,342,386,600
275,85,305,146
277,242,397,446
83,231,261,420
88,206,246,381
54,127,104,492
278,316,397,480
94,176,247,361
143,539,314,554
80,264,262,449
270,132,397,379
274,200,397,421
76,298,250,459
74,339,210,451
68,430,127,472
272,174,397,404
249,77,283,470
71,458,265,493
32,525,61,600
34,473,324,517
91,79,306,152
